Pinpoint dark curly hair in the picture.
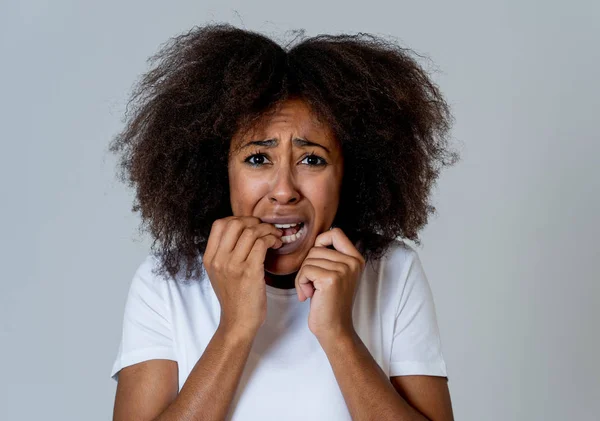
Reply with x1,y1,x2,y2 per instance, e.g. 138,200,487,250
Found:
108,23,460,281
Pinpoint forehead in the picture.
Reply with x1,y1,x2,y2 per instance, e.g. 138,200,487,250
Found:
232,98,337,148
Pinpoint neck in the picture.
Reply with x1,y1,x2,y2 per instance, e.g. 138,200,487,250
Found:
264,270,298,290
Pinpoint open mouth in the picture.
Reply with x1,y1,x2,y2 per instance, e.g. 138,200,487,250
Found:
274,222,306,244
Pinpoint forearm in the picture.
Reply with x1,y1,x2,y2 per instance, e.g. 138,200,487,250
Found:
319,330,428,421
155,325,256,421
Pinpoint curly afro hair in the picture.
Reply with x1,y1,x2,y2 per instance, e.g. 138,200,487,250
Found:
108,23,460,281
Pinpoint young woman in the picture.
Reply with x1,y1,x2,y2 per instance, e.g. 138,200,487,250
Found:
109,23,459,421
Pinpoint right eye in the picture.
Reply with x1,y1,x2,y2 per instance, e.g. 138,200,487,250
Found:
244,153,271,167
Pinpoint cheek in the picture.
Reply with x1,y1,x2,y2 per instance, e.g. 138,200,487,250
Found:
305,176,341,220
229,169,266,214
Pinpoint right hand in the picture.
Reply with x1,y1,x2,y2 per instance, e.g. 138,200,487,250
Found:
203,216,283,336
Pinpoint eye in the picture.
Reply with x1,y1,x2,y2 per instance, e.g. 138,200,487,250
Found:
244,153,271,167
300,154,327,166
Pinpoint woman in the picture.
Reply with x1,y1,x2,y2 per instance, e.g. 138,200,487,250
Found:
109,23,459,420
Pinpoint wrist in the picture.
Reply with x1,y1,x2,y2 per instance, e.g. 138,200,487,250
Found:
217,321,258,344
316,326,357,351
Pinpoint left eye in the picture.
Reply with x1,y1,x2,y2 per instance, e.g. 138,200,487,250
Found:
301,155,326,166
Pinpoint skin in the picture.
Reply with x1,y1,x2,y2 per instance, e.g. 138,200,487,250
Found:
228,97,344,285
113,98,454,420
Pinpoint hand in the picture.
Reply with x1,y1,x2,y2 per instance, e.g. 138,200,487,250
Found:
294,227,365,343
203,216,283,336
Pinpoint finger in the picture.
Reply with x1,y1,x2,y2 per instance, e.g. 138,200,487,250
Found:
295,264,333,300
247,234,283,267
215,216,262,255
305,246,355,266
231,223,283,262
301,257,346,273
305,244,362,275
295,264,310,301
314,228,363,261
204,217,235,265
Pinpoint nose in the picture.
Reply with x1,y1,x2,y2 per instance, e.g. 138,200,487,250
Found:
269,167,300,205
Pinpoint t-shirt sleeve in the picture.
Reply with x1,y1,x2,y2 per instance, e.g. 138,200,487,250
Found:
110,255,177,382
389,248,448,378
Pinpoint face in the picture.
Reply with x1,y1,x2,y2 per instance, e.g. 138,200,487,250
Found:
228,98,344,275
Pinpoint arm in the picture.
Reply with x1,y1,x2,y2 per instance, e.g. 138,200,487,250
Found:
113,324,256,421
390,375,453,421
319,331,453,421
112,217,282,421
295,230,453,420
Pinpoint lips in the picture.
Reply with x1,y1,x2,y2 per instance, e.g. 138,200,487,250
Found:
272,222,308,253
258,215,311,254
260,215,307,225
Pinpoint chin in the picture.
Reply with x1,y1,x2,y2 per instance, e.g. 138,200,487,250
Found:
264,252,304,275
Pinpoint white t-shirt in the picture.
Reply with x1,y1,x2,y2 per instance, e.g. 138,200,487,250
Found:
110,239,447,420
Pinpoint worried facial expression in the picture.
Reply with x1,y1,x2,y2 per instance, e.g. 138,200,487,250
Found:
228,98,344,275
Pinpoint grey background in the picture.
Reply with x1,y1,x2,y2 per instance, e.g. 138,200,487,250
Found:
1,1,598,420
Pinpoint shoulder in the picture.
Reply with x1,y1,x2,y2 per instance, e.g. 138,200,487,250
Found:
124,254,170,304
380,238,419,262
371,237,422,281
134,254,163,279
132,253,207,286
360,238,430,309
127,254,186,297
127,253,212,307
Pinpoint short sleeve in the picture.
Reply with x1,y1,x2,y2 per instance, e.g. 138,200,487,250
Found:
110,255,177,382
389,249,448,378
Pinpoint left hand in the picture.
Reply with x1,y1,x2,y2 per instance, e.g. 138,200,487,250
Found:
295,227,366,342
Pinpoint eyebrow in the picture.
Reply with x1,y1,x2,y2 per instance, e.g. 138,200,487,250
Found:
238,137,330,153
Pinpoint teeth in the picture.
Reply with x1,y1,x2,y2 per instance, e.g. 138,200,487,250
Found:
280,223,306,244
274,222,300,228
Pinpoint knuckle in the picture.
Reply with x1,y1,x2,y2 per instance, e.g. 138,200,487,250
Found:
231,264,243,276
229,219,244,230
337,262,349,273
245,225,258,235
242,265,257,277
240,227,254,239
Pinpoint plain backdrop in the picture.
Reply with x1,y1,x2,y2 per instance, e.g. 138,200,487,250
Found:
1,1,598,420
